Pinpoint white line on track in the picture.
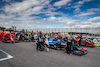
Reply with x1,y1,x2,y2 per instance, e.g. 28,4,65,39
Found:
0,49,13,62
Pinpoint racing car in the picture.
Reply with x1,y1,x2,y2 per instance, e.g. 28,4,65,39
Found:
45,38,67,50
81,38,95,47
64,42,87,55
3,33,18,43
75,38,95,47
89,37,100,46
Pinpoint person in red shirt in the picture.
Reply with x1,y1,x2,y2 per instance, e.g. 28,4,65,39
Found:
10,30,15,43
75,34,80,44
0,31,4,41
58,33,61,39
0,28,6,41
51,33,55,38
77,34,80,39
84,38,89,42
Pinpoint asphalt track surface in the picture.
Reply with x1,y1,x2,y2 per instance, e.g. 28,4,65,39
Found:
0,42,100,67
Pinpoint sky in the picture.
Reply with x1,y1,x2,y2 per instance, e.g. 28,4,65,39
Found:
0,0,100,30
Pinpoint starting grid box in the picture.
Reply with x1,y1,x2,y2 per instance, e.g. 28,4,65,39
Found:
0,49,13,62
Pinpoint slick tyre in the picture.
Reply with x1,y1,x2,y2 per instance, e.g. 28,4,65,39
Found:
54,44,57,50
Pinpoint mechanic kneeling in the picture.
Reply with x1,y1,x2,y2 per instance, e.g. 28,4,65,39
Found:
66,37,74,54
36,32,45,51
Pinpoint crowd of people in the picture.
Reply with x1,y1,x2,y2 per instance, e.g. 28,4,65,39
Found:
0,28,84,53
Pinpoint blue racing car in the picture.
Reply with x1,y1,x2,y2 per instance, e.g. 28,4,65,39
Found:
45,38,67,50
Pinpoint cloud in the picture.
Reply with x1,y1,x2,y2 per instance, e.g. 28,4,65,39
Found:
21,6,43,15
54,0,71,7
43,17,67,22
78,17,100,28
74,8,80,13
0,19,42,29
1,0,51,20
74,12,95,17
0,0,99,30
0,14,43,29
0,14,14,19
66,20,77,26
87,7,100,12
88,16,100,21
43,16,78,26
80,22,100,28
68,3,71,6
3,0,39,14
43,17,58,21
43,11,62,16
81,21,92,25
3,0,50,15
2,0,11,2
71,22,100,28
71,0,92,9
0,0,51,29
72,5,82,8
91,23,100,28
76,0,92,5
